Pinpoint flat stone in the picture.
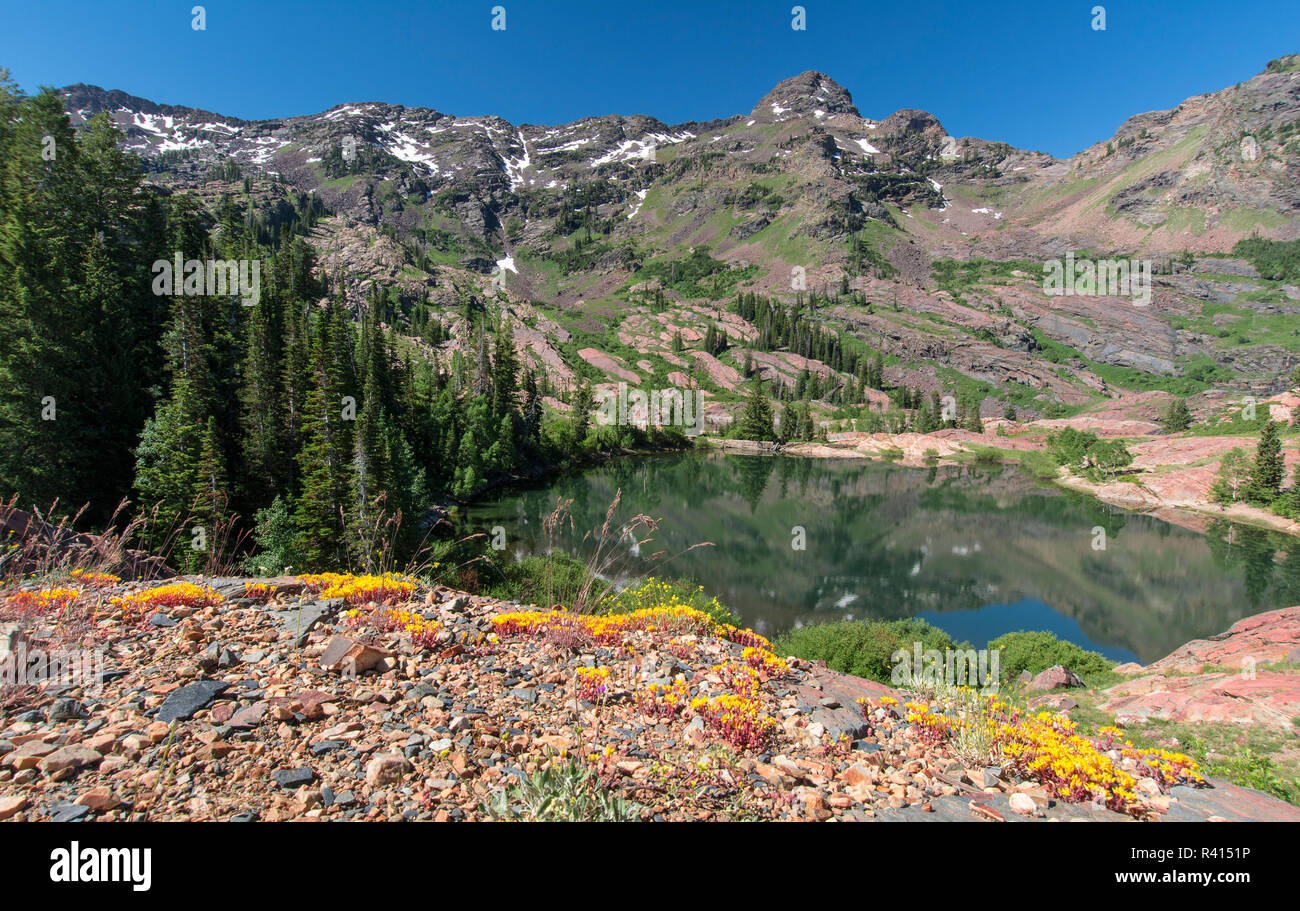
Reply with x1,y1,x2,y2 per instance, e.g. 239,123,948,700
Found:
0,794,28,820
37,745,102,775
48,697,85,721
228,701,268,729
320,636,392,675
272,767,316,789
76,788,121,812
280,599,345,647
5,741,56,770
156,679,230,723
48,803,90,822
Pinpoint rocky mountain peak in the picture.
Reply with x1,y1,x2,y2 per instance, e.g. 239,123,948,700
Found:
753,71,860,118
60,83,243,127
875,108,947,139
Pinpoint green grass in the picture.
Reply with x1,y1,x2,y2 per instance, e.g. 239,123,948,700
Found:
1160,206,1208,236
1222,208,1291,233
321,175,363,192
1028,329,1231,394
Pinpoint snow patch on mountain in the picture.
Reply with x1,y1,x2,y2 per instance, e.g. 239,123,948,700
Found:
626,188,649,219
502,131,532,190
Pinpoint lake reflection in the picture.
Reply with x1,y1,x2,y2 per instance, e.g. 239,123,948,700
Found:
467,452,1300,663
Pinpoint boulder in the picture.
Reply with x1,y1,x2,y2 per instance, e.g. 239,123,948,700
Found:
1025,665,1084,691
365,754,412,787
320,636,393,675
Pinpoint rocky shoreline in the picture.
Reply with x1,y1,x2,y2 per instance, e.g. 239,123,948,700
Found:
1,573,1297,822
703,406,1300,540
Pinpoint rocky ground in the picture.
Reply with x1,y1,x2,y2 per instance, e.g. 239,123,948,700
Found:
2,574,1298,823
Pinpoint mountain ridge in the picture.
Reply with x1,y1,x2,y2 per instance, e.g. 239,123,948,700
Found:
48,56,1300,428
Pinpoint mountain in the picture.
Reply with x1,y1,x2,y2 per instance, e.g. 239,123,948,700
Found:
58,57,1300,419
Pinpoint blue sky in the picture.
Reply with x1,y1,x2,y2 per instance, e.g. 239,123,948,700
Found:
1,0,1296,157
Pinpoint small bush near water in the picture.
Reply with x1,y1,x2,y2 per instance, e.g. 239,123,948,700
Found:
987,630,1114,682
773,620,1115,687
771,618,960,684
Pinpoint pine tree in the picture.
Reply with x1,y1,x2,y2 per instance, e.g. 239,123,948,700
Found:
1160,397,1192,433
521,368,542,447
132,377,205,550
570,381,595,442
1247,420,1285,504
738,377,777,442
187,416,228,572
491,317,519,419
293,307,355,569
349,368,390,566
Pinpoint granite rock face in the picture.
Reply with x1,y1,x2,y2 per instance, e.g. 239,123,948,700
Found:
1101,606,1300,729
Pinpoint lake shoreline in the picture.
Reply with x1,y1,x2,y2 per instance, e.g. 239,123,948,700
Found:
700,434,1300,540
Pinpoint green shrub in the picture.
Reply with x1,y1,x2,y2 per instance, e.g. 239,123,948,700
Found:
772,618,959,684
987,630,1114,681
1232,236,1300,282
243,495,301,575
1046,427,1099,468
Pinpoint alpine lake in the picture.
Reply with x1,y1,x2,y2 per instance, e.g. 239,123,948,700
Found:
462,451,1300,664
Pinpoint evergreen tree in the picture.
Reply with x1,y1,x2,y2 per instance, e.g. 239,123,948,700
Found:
570,381,595,443
491,317,519,420
293,307,354,568
738,377,777,442
188,416,228,572
132,377,205,549
1160,397,1192,433
1247,420,1285,504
